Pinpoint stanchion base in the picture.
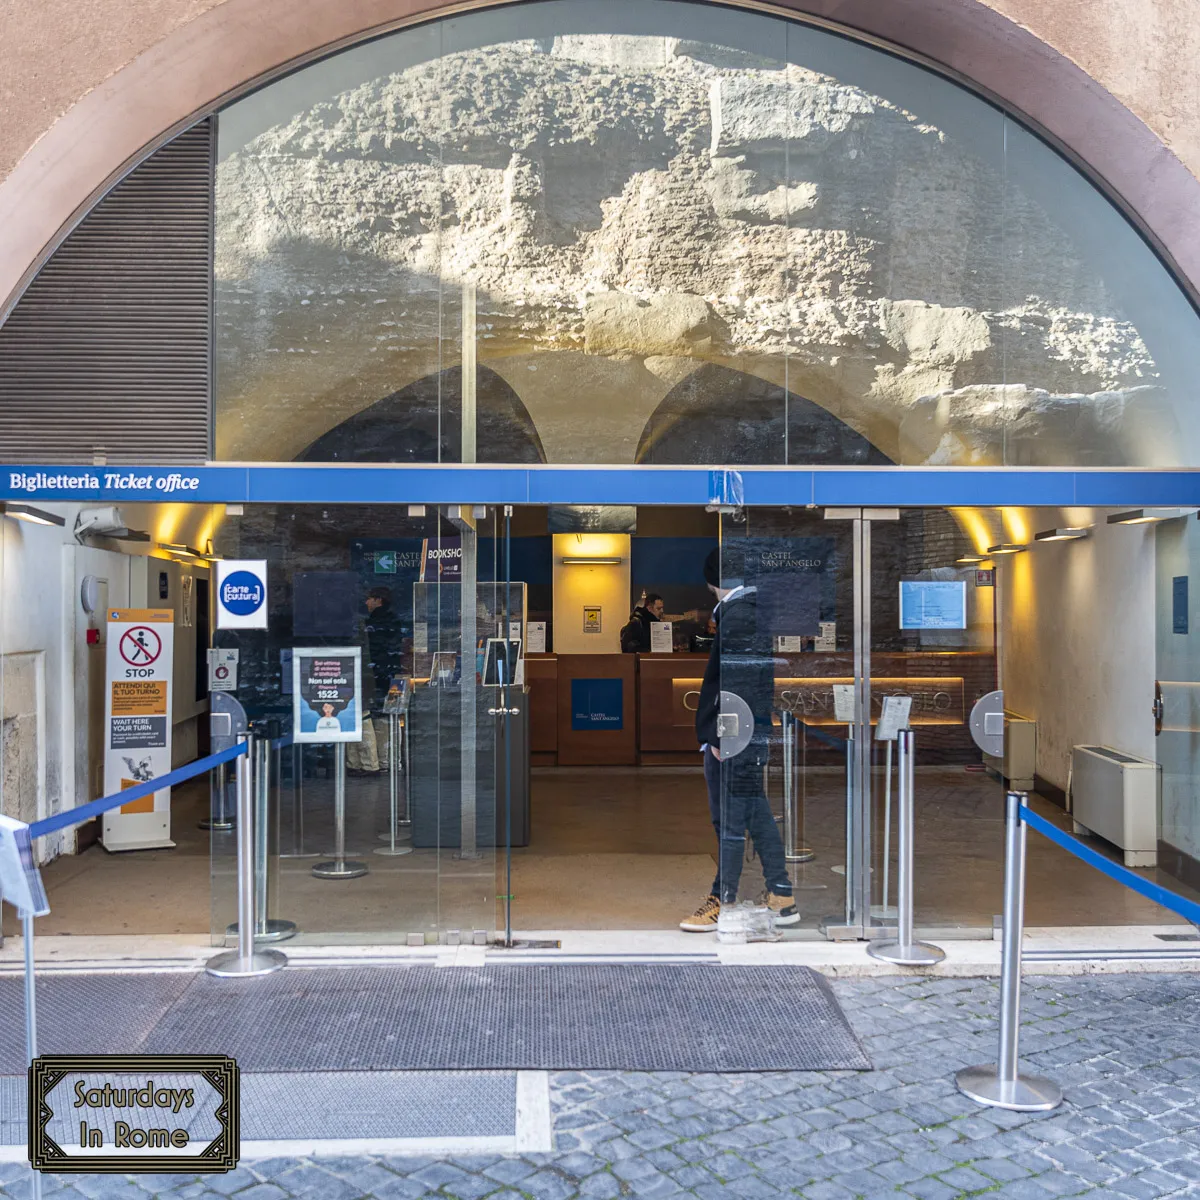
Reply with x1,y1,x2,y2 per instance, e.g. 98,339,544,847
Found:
374,844,413,856
226,918,298,943
377,830,413,843
312,859,369,879
204,948,286,978
867,938,946,966
955,1065,1063,1112
198,819,234,832
786,848,815,863
280,851,321,859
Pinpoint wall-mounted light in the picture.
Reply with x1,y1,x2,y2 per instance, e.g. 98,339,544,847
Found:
1,502,66,527
987,543,1028,556
955,554,987,564
561,556,624,566
1034,527,1090,542
1107,508,1197,525
159,542,204,558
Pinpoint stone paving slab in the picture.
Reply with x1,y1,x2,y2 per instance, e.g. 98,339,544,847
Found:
2,973,1198,1198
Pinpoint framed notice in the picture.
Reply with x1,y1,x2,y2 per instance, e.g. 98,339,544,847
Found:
899,580,967,630
583,606,602,634
292,647,362,743
102,609,175,851
649,621,673,653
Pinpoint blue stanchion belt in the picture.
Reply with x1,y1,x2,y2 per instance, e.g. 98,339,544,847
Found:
27,742,249,841
1022,806,1200,927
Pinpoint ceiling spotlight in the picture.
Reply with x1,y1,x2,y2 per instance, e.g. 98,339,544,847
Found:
1107,508,1196,525
987,543,1028,556
1034,528,1090,542
1,502,66,527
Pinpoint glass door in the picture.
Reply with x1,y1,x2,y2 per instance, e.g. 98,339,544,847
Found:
716,506,998,937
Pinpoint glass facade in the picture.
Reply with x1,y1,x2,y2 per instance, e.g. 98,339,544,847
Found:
215,0,1200,467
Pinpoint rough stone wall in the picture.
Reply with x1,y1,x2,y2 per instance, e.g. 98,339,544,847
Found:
215,33,1177,464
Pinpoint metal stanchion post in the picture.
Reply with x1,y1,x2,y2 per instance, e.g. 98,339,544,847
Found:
23,910,42,1200
313,743,368,879
782,712,814,863
229,733,295,941
956,792,1062,1111
376,711,412,856
282,742,318,858
199,760,234,832
206,735,287,977
868,730,944,965
401,716,411,828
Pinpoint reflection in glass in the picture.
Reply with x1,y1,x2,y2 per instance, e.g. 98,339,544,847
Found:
215,0,1200,467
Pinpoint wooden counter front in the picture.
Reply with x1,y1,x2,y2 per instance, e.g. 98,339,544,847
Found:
637,653,708,756
556,653,637,766
524,655,559,759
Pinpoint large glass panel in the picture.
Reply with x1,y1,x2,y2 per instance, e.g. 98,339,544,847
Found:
715,507,855,930
214,0,1200,467
209,503,506,945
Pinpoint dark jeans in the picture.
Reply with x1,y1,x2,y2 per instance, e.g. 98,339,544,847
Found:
705,743,792,904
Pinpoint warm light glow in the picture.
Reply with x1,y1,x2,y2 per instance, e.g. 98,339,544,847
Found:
1034,527,1090,542
1107,508,1197,525
949,508,995,555
1001,508,1030,544
1,502,65,527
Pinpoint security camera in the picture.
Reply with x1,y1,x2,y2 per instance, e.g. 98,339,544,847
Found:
74,505,129,540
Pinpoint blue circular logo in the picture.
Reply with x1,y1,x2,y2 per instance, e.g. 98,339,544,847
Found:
221,570,265,616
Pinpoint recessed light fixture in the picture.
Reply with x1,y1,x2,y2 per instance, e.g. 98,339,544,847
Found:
1034,527,1090,542
1107,508,1196,525
0,502,66,527
561,556,624,565
987,543,1028,556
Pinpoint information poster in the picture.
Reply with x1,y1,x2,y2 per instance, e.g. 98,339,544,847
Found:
207,648,239,692
102,609,175,851
292,647,362,743
899,580,967,630
650,621,673,653
527,621,547,654
583,606,602,634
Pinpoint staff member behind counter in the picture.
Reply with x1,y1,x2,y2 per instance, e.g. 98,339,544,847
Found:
619,593,664,653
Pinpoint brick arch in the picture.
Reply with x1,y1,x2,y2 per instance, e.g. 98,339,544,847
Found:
2,0,1198,330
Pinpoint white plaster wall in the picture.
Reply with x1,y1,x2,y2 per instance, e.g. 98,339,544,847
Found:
1000,507,1157,794
1,502,217,862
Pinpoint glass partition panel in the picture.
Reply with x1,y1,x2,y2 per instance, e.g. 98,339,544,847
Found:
215,0,1200,467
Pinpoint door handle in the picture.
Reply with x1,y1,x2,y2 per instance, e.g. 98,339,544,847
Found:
1153,681,1164,736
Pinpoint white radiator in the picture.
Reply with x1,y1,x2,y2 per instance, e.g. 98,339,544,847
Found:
1070,745,1158,868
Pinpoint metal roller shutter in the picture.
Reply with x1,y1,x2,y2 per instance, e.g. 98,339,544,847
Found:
0,120,213,464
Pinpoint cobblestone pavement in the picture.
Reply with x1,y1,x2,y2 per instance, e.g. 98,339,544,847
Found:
3,973,1199,1199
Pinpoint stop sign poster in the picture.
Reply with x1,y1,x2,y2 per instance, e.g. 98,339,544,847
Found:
292,647,363,744
102,608,175,851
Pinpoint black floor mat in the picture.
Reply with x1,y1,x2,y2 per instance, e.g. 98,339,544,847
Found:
1,964,870,1073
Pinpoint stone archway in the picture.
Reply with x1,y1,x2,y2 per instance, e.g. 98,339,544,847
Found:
3,0,1199,336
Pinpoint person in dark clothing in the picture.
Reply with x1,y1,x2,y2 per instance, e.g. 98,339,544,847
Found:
681,548,796,932
348,586,405,775
619,593,664,653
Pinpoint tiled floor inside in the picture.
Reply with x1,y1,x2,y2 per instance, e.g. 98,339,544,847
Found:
7,762,1196,941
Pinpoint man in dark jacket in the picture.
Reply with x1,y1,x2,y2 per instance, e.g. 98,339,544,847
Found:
619,594,664,653
681,548,796,932
348,586,406,775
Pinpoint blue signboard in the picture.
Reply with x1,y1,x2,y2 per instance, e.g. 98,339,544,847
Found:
571,678,624,731
899,580,967,630
1174,576,1189,634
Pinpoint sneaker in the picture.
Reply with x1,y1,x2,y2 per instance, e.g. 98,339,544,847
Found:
762,890,800,927
680,894,721,932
